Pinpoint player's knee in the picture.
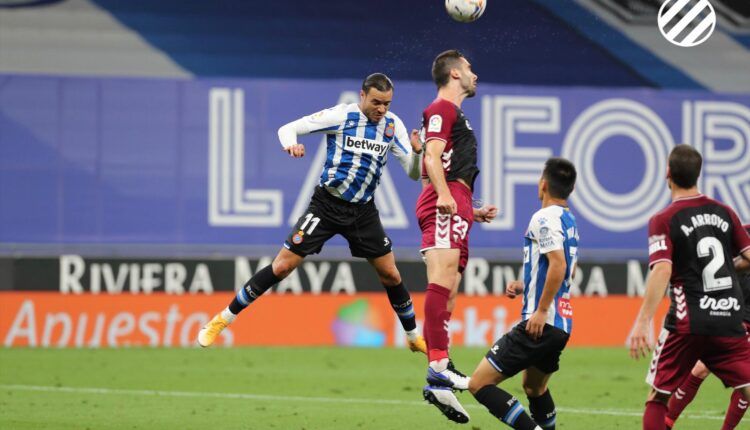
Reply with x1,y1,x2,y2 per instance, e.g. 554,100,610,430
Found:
647,389,670,404
272,256,300,279
468,377,487,395
522,382,546,398
378,268,401,287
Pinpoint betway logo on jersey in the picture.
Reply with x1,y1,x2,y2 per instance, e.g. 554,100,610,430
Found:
344,136,388,157
648,234,668,255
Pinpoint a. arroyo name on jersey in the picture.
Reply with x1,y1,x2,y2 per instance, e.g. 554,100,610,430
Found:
279,103,417,204
522,205,579,334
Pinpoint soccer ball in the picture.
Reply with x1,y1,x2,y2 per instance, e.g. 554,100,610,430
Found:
445,0,486,23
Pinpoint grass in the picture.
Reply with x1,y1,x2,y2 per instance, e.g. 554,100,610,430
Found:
0,347,735,429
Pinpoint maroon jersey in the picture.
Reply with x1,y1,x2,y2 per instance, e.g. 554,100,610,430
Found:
648,195,750,336
743,225,750,323
420,98,479,190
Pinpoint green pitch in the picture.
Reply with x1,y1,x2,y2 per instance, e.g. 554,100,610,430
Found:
0,347,734,429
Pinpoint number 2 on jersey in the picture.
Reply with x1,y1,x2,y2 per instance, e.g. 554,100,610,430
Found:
697,237,732,292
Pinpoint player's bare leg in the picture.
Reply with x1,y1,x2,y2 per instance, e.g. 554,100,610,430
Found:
198,248,302,347
523,367,557,429
466,359,541,430
368,252,425,353
665,360,710,429
644,388,671,430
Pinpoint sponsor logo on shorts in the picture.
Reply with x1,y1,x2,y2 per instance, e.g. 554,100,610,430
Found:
344,136,389,157
292,231,304,244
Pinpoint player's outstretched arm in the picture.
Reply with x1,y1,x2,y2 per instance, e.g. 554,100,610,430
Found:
525,249,566,340
277,104,347,158
629,262,671,360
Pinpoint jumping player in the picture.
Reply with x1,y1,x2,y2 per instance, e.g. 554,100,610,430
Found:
417,49,498,422
197,73,428,353
630,144,750,430
664,225,750,430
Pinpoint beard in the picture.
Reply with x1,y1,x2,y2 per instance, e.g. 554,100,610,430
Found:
463,80,477,98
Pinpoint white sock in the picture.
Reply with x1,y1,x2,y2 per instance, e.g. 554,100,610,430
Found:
221,308,237,323
429,358,449,372
405,329,419,342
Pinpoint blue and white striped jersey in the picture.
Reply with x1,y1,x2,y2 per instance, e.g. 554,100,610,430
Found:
278,103,421,204
522,205,579,334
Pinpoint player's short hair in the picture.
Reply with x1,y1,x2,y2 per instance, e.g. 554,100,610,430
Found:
543,157,577,200
432,49,465,88
669,144,702,189
362,73,394,94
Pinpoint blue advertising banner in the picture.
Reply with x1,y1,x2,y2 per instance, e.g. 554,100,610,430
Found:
1,74,749,253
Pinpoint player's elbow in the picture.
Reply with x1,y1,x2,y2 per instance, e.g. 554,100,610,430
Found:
277,123,297,147
651,262,672,279
548,255,567,274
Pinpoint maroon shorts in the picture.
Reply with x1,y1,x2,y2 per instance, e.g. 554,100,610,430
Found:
416,181,473,273
646,328,750,393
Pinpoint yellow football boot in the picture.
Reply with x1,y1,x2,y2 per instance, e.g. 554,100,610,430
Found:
197,313,230,347
408,335,428,354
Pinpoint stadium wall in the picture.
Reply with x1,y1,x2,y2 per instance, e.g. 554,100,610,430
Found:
1,74,748,348
2,74,749,255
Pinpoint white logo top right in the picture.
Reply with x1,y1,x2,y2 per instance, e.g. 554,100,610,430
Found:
658,0,716,47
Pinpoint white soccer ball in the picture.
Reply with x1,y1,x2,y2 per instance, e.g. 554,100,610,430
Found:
445,0,486,23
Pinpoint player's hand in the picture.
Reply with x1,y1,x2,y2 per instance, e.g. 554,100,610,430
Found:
505,280,523,299
284,144,305,158
410,129,423,154
436,194,457,215
629,320,652,360
473,204,498,223
525,309,547,341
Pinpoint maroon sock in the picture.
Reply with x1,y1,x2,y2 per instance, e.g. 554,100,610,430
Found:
424,283,451,362
644,400,668,430
721,390,748,430
666,373,705,426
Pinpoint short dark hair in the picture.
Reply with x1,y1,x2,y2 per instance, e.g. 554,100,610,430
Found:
543,158,577,200
668,144,702,189
362,73,393,94
432,49,465,88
